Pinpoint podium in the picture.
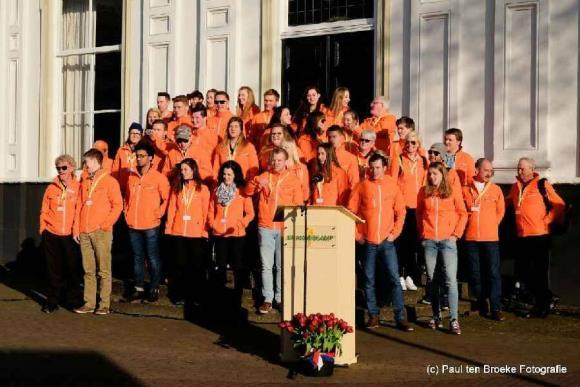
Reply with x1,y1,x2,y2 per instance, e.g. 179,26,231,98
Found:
276,205,363,365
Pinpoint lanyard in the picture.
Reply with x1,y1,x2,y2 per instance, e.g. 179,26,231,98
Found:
228,138,241,160
269,171,289,210
518,183,527,207
181,183,197,211
58,180,68,203
474,182,491,204
127,152,135,167
88,172,107,199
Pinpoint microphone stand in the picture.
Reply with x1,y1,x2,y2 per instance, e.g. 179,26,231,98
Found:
301,179,320,315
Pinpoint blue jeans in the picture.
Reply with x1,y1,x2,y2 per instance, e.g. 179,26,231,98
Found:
363,240,405,321
422,239,459,320
465,241,502,312
259,227,282,304
128,227,161,290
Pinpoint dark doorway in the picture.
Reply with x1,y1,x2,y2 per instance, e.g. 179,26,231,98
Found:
282,30,374,120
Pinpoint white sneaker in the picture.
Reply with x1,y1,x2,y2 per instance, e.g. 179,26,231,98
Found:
405,276,418,291
400,276,407,291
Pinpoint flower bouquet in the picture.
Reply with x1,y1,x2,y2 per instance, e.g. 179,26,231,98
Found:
279,312,354,377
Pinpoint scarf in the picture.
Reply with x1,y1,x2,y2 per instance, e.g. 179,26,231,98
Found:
216,183,236,206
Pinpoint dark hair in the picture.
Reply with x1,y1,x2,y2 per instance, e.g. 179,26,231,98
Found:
326,125,344,136
271,146,289,160
176,158,203,192
218,160,246,188
314,143,340,183
151,119,168,130
83,148,103,165
475,157,490,169
172,95,188,105
445,128,463,143
303,111,326,140
215,91,230,101
369,152,389,168
223,116,249,149
191,103,207,117
270,106,290,125
396,116,415,130
292,86,324,132
344,109,359,122
206,88,218,95
157,92,170,99
134,141,155,157
264,89,280,99
188,90,204,100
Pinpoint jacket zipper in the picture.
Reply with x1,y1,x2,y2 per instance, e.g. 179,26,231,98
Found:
434,197,439,240
377,183,382,242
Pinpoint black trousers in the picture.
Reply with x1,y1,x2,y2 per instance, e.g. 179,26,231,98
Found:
516,235,552,310
172,236,208,303
395,208,421,281
213,236,247,310
42,231,82,307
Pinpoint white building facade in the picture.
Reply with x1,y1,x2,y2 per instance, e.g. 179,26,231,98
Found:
0,0,578,184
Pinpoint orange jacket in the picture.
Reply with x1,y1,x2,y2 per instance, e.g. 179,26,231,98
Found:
245,170,303,230
165,181,210,238
124,168,170,230
212,141,259,182
40,177,81,236
80,157,113,181
111,144,136,193
167,116,193,141
450,148,475,187
507,174,566,237
347,176,406,244
207,110,234,142
324,108,348,128
351,149,375,180
395,153,428,209
161,110,173,122
167,143,214,183
335,145,360,189
447,168,462,197
297,135,319,164
416,187,468,240
311,165,348,206
208,187,255,237
360,114,396,154
288,162,310,202
74,170,123,235
462,181,505,241
247,110,274,150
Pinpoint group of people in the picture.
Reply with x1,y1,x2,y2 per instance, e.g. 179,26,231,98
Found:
39,85,567,335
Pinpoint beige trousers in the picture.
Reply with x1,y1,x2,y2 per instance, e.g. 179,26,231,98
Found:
80,230,113,309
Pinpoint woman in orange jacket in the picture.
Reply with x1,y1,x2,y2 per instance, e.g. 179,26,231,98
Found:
236,86,261,129
164,158,210,305
297,111,326,164
291,86,327,135
208,160,255,314
212,116,259,183
310,143,348,206
416,162,468,334
39,154,82,313
282,136,310,202
325,87,350,128
111,123,143,194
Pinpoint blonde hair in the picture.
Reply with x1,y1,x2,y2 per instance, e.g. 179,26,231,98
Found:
54,154,77,170
146,107,161,119
329,87,349,117
281,137,301,166
424,162,452,199
237,86,257,120
404,131,422,149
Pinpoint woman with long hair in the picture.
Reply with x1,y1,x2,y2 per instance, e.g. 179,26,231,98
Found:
416,161,467,334
259,106,295,146
282,136,310,202
112,123,143,194
297,111,326,164
326,87,350,127
212,116,259,182
236,86,260,129
310,143,348,206
291,86,327,134
165,158,210,306
146,108,161,129
208,160,255,315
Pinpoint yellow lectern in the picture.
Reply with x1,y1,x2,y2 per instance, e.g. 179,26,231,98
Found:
276,205,363,365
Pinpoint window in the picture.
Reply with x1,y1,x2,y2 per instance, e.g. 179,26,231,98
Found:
59,0,122,162
288,0,373,26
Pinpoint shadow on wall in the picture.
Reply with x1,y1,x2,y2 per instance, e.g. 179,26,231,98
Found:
0,350,143,386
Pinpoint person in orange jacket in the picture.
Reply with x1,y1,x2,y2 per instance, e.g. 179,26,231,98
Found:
462,158,505,321
246,89,279,150
245,147,303,314
80,140,114,180
352,129,377,180
416,161,468,334
325,87,350,127
282,136,310,203
261,105,296,143
208,160,255,315
73,148,123,315
39,154,83,313
444,128,475,187
164,158,211,306
258,124,287,172
507,157,566,318
327,125,360,191
167,95,193,141
236,86,261,129
427,142,462,195
157,92,173,122
297,111,326,164
347,152,413,331
167,125,214,184
342,109,361,153
360,96,396,154
112,122,143,194
205,88,218,118
207,91,234,142
309,143,348,206
146,107,161,130
291,86,327,135
393,131,428,292
123,142,170,303
187,90,204,107
212,116,259,183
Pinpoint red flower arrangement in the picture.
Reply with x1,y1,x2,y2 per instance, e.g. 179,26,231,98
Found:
279,312,354,357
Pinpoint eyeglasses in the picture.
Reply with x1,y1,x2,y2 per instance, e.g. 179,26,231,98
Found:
428,150,440,156
55,166,68,171
130,131,142,136
360,139,372,143
215,100,227,104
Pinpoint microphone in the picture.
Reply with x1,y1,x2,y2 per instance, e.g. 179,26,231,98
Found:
311,174,323,185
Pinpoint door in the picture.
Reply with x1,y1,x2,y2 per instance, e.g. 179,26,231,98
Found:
282,30,374,120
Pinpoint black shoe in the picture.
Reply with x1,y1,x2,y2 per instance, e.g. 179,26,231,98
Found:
42,304,59,314
147,288,160,303
123,289,145,303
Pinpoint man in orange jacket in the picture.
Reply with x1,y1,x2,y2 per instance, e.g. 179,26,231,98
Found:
166,125,214,184
507,157,566,318
167,95,193,141
444,128,475,187
123,141,170,303
463,158,505,321
359,96,397,154
247,89,279,150
327,125,360,190
245,147,303,314
39,154,83,313
157,92,173,122
347,152,413,332
73,148,123,315
207,91,234,142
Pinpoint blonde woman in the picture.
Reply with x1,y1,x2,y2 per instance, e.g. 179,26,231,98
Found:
281,135,309,202
236,86,260,129
146,108,161,129
326,87,351,127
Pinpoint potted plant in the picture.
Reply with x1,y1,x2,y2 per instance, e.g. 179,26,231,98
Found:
279,312,354,377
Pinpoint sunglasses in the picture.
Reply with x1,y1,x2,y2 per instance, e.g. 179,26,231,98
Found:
56,166,68,171
320,119,326,123
176,138,189,143
215,100,227,104
360,138,372,143
406,141,418,146
428,150,440,156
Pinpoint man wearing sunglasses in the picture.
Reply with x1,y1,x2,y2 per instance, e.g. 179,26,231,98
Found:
167,95,193,141
39,155,83,313
207,91,233,142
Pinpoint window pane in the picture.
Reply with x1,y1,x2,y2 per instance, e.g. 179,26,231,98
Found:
95,0,123,47
61,112,92,164
62,0,91,50
94,112,121,158
288,0,373,26
94,51,121,110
